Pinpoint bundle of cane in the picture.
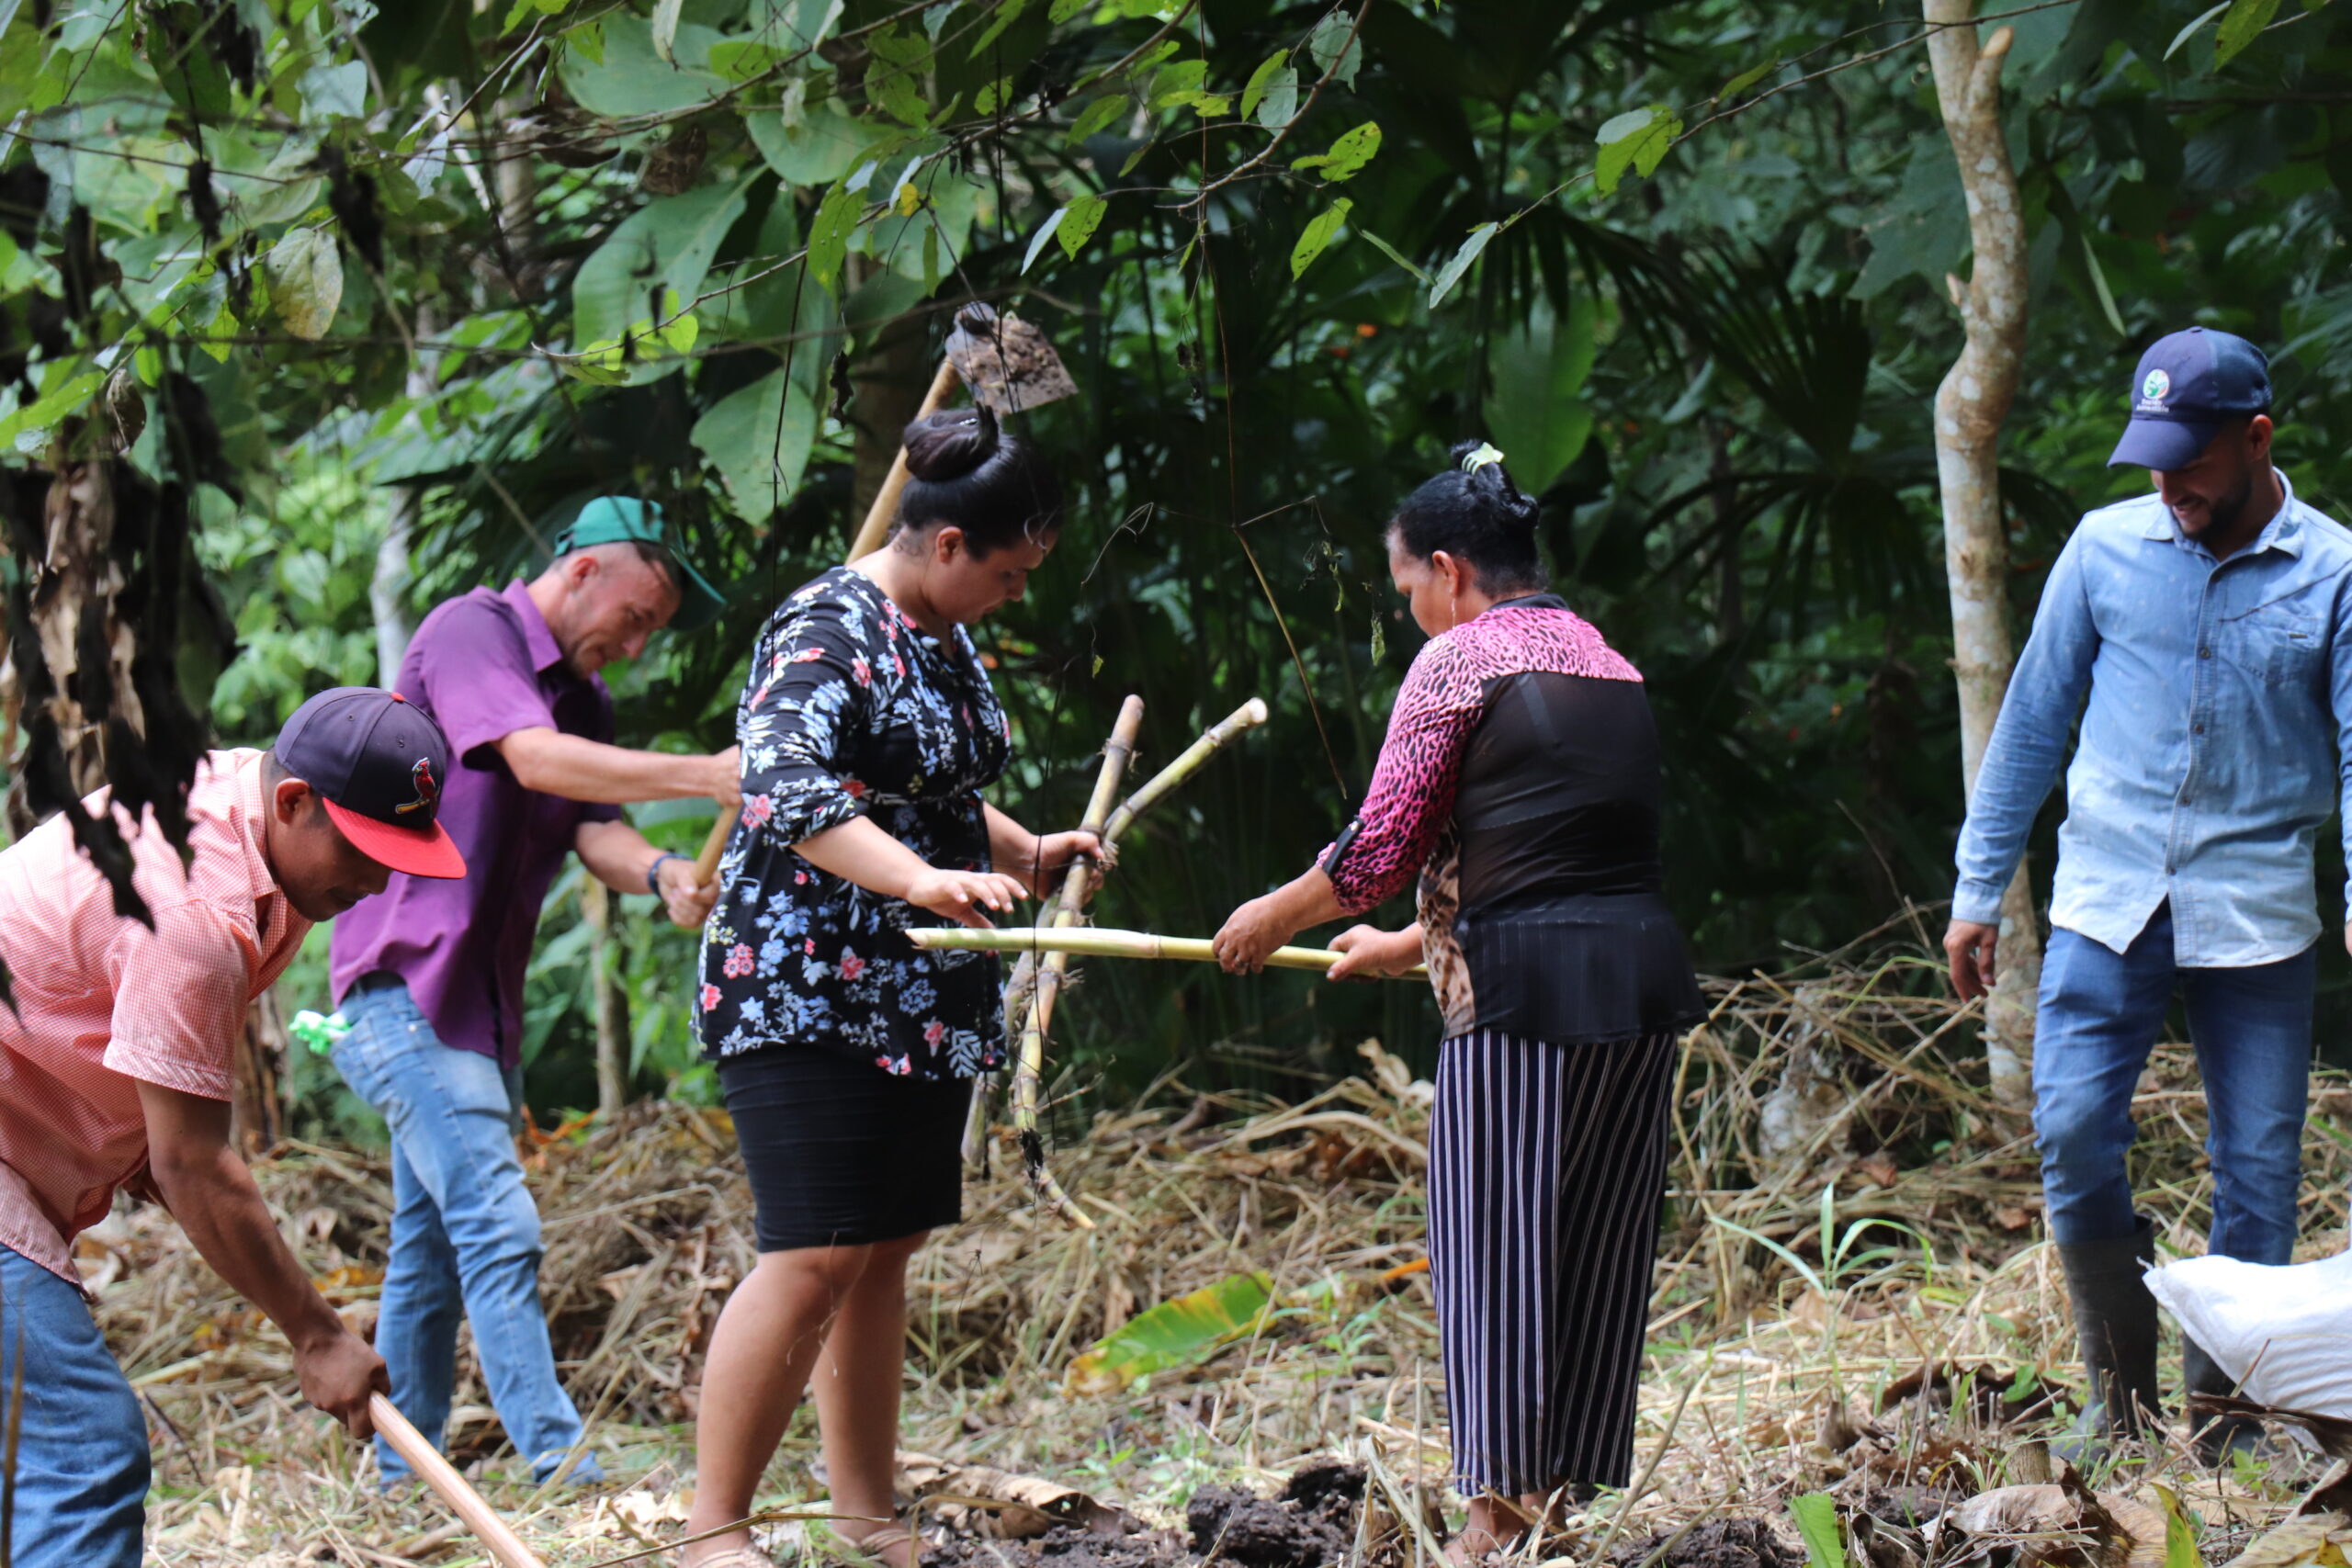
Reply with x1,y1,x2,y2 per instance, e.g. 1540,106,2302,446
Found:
996,696,1272,1033
987,697,1272,1223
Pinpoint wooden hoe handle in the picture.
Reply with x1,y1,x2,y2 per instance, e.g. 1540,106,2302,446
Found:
368,1393,548,1568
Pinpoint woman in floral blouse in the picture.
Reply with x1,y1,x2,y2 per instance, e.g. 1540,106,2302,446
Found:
683,409,1093,1568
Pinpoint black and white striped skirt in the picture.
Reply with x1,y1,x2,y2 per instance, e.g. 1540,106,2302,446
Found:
1427,1027,1679,1496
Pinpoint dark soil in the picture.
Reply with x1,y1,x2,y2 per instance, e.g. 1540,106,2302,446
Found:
1606,1517,1804,1568
925,1523,1195,1568
924,1462,1802,1568
922,1462,1368,1568
1186,1461,1365,1567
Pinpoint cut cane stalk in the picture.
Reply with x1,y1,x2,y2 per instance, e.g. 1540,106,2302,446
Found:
918,925,1428,978
1006,696,1146,1226
969,697,1272,1170
1100,696,1270,844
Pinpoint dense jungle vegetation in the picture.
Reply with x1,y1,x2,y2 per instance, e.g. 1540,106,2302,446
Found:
6,0,2352,1126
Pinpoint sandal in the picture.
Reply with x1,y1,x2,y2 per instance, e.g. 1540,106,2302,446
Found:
834,1524,920,1568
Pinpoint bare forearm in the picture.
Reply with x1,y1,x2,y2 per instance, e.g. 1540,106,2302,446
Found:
154,1147,345,1352
576,818,660,893
982,804,1046,889
497,728,724,805
1270,866,1348,933
796,816,936,900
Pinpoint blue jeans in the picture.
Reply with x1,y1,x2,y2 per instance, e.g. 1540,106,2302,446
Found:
333,979,602,1484
2035,903,2312,1263
0,1245,149,1566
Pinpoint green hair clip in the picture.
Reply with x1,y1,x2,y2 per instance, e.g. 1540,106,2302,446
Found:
1460,442,1506,472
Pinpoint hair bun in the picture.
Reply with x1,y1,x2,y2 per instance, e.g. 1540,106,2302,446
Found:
903,405,1001,484
1447,437,1539,533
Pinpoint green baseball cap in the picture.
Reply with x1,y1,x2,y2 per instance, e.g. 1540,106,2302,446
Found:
550,496,726,634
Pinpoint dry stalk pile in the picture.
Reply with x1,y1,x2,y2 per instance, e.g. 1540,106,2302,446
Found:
85,928,2352,1564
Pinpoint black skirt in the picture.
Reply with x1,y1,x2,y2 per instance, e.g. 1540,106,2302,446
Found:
719,1046,972,1252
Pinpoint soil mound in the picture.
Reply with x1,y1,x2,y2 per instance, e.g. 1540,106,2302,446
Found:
1185,1461,1363,1566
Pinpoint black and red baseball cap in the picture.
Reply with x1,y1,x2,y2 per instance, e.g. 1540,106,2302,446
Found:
274,687,466,879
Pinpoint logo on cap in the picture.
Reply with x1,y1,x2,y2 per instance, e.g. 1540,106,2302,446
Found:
2143,368,2170,403
394,756,438,817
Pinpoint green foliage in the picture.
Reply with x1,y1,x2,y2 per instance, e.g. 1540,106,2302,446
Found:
17,0,2352,1123
1066,1271,1273,1392
1788,1495,1846,1568
2214,0,2284,66
1594,105,1682,196
1290,198,1353,278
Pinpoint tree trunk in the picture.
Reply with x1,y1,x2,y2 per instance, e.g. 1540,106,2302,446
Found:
1925,5,2039,1099
582,878,628,1117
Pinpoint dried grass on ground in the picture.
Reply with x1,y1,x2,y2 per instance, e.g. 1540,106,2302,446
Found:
87,930,2352,1565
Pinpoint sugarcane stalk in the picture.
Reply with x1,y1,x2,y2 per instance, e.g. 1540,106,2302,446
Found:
1100,696,1269,844
971,696,1273,1171
918,925,1428,978
1006,700,1279,1043
1006,695,1146,1225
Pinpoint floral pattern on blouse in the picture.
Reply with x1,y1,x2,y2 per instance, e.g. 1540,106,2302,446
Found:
695,567,1012,1079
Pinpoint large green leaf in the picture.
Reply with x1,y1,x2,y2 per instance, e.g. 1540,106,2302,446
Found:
1595,104,1681,196
560,15,728,118
266,229,345,340
571,179,752,348
692,367,818,522
2214,0,2282,65
1483,294,1597,495
299,60,368,118
748,99,882,186
0,362,103,449
1064,1272,1272,1393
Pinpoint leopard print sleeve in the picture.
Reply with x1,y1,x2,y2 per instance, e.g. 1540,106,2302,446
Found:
1318,636,1485,914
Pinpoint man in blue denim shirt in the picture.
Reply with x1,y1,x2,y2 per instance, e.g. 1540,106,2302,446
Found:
1946,328,2352,1460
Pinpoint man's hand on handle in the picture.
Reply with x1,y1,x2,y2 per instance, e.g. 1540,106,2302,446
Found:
140,1079,392,1447
1944,919,1999,1001
656,852,721,929
290,1323,390,1439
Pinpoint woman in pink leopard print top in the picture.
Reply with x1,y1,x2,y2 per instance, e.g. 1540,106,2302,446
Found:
1216,443,1702,1560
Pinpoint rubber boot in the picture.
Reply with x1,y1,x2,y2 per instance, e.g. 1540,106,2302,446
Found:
2052,1216,2161,1461
2182,1337,2263,1466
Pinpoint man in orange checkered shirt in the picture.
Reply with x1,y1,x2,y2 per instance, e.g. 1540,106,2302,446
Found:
0,687,467,1568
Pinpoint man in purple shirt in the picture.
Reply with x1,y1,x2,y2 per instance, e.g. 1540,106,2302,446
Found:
328,496,740,1486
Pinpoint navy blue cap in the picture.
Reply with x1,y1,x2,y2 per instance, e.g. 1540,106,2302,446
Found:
2108,327,2273,470
275,687,466,879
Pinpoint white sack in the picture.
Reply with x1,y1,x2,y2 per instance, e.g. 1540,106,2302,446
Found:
2144,1250,2352,1416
